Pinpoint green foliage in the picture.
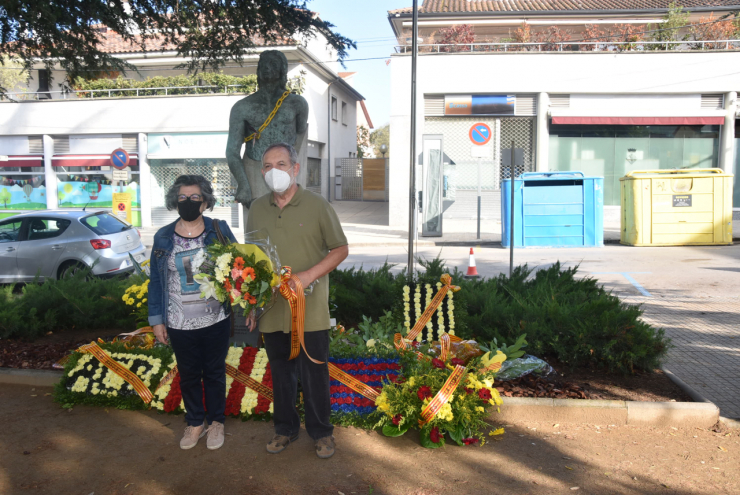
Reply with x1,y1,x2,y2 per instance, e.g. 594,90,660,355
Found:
71,71,307,98
0,268,136,340
1,0,354,94
329,314,401,359
647,2,690,50
369,124,390,157
329,262,405,329
450,262,669,374
480,334,528,360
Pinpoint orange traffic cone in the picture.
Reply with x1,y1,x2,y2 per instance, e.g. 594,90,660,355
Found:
465,247,479,278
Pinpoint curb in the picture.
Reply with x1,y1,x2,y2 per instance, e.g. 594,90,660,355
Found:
495,396,719,428
0,368,62,387
0,368,722,428
661,366,711,403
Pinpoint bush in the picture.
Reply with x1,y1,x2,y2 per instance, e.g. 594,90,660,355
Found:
329,254,669,374
449,262,669,374
329,262,405,329
0,269,137,341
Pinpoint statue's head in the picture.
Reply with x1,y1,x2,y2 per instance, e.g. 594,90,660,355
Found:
257,50,289,90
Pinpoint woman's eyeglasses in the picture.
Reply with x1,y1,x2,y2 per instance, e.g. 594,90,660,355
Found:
177,194,202,202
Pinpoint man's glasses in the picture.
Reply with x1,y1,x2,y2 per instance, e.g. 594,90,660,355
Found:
177,194,202,202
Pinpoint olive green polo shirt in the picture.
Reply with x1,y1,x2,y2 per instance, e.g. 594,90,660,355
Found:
246,185,347,333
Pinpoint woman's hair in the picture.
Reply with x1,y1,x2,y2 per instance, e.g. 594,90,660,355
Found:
165,175,216,211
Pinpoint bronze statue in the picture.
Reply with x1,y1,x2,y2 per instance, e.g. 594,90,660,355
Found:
226,50,309,209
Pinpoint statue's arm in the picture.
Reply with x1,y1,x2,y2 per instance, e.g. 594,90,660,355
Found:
226,103,252,204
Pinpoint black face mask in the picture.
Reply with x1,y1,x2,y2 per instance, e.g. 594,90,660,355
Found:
177,199,203,222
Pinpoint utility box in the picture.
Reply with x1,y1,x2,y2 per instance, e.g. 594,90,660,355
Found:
620,168,733,246
502,171,604,248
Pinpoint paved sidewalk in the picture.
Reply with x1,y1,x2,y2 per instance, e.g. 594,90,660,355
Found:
622,296,740,420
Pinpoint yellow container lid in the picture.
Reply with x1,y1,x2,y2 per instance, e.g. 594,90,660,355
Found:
619,168,733,180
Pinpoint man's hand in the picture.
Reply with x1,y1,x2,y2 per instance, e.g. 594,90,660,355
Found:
153,324,168,345
245,311,257,332
288,271,314,293
233,183,253,207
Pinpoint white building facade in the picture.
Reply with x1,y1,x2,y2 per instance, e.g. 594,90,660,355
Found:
387,1,740,234
0,40,363,229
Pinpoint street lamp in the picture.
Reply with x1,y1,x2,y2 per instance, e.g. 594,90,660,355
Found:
380,144,388,158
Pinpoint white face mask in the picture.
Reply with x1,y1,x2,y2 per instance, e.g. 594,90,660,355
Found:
264,167,294,194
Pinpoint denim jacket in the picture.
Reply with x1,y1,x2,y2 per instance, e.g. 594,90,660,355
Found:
148,216,238,327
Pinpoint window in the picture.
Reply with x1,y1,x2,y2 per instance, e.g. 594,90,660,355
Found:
0,167,46,212
0,219,23,243
81,213,133,235
26,218,71,241
331,96,338,121
341,101,347,126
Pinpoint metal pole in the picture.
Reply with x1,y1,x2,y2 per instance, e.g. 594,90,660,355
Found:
476,157,481,239
509,140,515,278
407,0,419,281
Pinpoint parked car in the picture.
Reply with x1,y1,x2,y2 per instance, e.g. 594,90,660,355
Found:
0,210,146,283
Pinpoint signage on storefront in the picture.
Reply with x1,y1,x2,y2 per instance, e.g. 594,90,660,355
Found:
113,192,132,223
110,148,130,170
444,95,515,116
147,132,229,159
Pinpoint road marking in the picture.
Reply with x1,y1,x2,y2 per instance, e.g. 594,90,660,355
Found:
591,272,652,297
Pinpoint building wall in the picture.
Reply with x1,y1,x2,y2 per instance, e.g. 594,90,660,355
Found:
389,50,740,229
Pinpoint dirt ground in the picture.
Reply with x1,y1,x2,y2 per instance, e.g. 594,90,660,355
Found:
2,384,738,495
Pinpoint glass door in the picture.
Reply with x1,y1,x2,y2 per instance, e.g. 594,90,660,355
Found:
422,135,444,237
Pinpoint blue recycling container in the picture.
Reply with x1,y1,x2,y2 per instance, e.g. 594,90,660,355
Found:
501,171,604,248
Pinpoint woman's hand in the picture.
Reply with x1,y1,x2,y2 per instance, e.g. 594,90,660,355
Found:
245,311,257,332
153,324,168,344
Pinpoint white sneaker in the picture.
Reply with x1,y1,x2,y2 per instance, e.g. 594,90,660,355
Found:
207,421,225,450
180,422,206,450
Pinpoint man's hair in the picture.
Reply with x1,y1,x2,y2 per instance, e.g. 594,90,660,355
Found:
257,50,289,90
165,175,216,211
261,142,298,167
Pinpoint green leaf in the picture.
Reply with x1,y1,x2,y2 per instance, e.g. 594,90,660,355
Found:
447,424,465,447
260,281,270,293
382,423,409,437
419,429,445,449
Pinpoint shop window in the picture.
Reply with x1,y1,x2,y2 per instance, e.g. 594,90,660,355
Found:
331,97,338,121
54,164,141,226
0,166,47,212
549,124,720,206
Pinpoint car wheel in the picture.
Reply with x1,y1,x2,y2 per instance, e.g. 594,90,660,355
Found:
58,261,90,280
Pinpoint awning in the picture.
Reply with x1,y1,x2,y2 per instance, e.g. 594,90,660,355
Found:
52,154,138,167
0,155,44,167
551,116,725,126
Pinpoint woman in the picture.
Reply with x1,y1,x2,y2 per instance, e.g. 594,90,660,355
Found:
148,174,237,451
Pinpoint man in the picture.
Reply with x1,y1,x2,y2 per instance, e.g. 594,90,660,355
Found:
226,50,309,213
246,142,348,459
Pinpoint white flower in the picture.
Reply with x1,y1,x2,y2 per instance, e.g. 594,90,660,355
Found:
192,248,207,274
216,253,232,272
214,267,226,283
195,273,220,301
366,339,376,348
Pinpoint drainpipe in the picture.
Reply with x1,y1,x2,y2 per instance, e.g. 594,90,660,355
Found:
328,79,337,202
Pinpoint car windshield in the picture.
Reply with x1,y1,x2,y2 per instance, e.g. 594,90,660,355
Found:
81,213,132,235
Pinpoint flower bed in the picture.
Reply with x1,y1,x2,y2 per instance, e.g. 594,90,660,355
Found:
329,357,401,415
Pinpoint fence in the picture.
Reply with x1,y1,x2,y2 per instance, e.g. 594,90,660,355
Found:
395,39,740,54
335,157,389,201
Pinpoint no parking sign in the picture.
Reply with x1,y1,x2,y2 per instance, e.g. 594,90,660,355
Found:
469,123,492,146
112,192,132,224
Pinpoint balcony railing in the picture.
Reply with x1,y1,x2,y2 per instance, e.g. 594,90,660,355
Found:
394,39,740,53
0,84,253,102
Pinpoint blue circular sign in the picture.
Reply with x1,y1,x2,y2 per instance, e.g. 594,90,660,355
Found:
469,123,492,146
110,148,130,170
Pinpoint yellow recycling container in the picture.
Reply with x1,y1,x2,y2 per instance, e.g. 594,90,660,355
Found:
620,168,733,246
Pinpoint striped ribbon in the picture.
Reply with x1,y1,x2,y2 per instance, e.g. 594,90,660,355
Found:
225,363,274,402
278,267,323,364
78,342,154,404
328,363,380,401
394,274,461,351
419,364,466,426
155,365,179,393
439,333,451,362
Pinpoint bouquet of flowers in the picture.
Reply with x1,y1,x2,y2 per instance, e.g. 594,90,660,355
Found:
374,347,507,448
193,232,282,317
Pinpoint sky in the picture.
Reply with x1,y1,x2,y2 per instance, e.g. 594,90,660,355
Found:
309,0,408,129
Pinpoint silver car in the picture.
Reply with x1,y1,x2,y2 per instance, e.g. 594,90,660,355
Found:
0,210,146,282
